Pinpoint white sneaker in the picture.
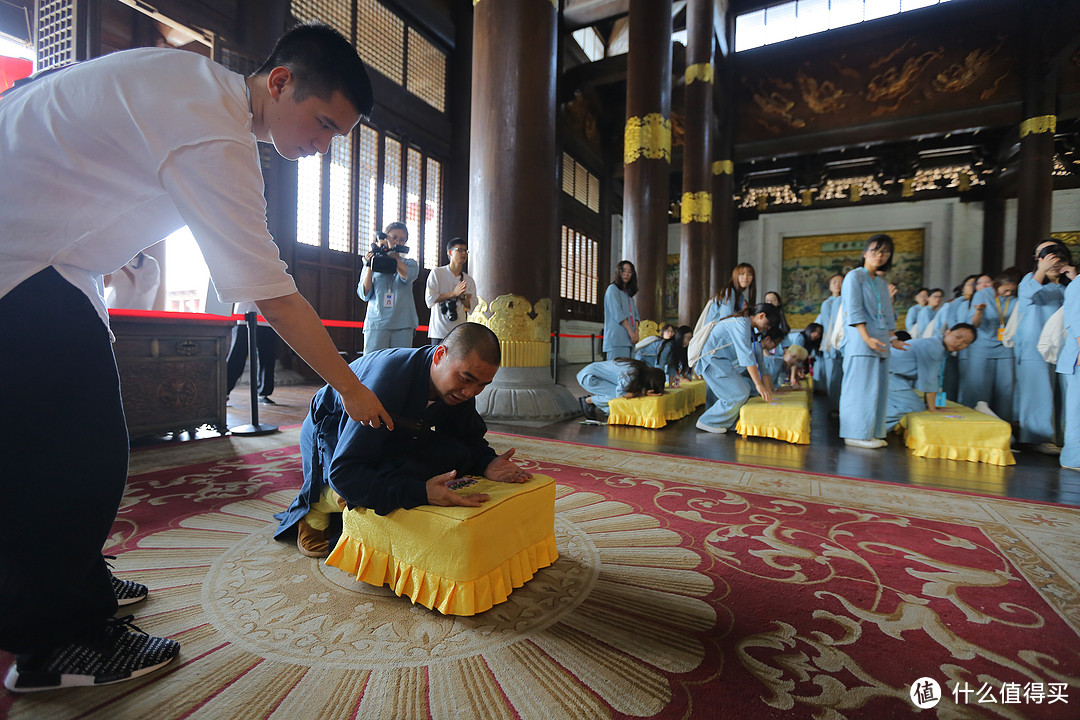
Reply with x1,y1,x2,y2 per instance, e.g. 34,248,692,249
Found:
844,438,886,449
973,401,1001,419
696,419,727,434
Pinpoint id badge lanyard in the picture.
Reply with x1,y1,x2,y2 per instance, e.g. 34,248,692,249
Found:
865,268,886,330
935,350,948,408
995,295,1011,342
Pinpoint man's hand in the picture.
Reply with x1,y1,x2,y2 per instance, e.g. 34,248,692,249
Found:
484,449,531,483
340,384,394,429
453,279,468,298
427,470,489,507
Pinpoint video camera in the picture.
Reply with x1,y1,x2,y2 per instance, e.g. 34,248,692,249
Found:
369,232,410,274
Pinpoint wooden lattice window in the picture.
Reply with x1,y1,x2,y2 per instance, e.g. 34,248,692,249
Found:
296,155,322,246
328,133,353,252
356,124,379,249
406,27,446,112
356,0,404,85
423,158,442,269
561,226,598,305
381,136,402,233
561,153,600,214
290,0,351,37
36,0,76,70
402,147,422,263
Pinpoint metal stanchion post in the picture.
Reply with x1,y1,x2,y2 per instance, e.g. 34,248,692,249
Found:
230,311,278,436
551,332,559,382
590,334,596,363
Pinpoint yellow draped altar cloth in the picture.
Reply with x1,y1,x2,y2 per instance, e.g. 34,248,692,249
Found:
897,401,1015,466
325,474,558,616
736,387,812,445
606,380,707,429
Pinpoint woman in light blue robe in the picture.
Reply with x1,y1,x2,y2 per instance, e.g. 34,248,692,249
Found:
839,234,901,448
815,274,845,411
942,275,984,399
603,261,639,360
702,263,756,324
577,358,665,412
961,270,1019,420
1015,243,1071,448
1056,276,1080,470
885,326,976,430
696,303,781,433
358,222,420,351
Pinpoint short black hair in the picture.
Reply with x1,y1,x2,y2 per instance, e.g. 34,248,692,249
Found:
384,221,408,237
447,237,468,252
441,322,501,366
859,233,895,272
949,322,977,340
254,23,374,118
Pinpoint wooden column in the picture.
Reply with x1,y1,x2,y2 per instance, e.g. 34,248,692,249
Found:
1014,0,1058,266
466,0,576,422
678,0,713,324
623,0,672,322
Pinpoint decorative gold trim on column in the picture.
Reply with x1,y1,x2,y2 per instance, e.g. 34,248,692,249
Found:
685,63,714,85
712,160,733,175
468,294,551,367
1019,115,1056,138
680,191,712,223
800,189,813,207
900,178,914,198
624,114,671,164
849,185,862,203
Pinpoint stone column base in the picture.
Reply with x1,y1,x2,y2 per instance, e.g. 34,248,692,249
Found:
475,366,579,426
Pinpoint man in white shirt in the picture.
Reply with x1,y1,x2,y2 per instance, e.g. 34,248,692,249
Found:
0,24,393,693
425,237,477,343
104,252,161,310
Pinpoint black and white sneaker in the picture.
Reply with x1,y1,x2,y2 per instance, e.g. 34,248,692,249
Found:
3,615,180,692
110,573,149,606
104,555,148,606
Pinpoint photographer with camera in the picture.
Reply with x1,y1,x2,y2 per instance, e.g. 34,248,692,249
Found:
358,221,420,351
425,237,476,343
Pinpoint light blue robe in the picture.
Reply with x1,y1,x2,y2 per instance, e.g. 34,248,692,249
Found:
902,304,925,334
703,290,748,324
941,296,971,399
698,316,758,430
633,336,664,366
839,267,895,440
960,287,1015,421
815,294,843,411
1015,272,1066,444
1056,280,1080,468
886,337,946,430
577,360,634,410
358,258,420,351
603,284,638,360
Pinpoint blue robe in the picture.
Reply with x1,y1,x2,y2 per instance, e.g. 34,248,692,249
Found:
274,346,496,535
698,317,758,430
358,258,420,350
633,336,664,366
960,287,1015,420
1015,272,1066,444
577,360,635,410
703,291,746,325
815,294,843,411
603,284,638,359
1056,280,1080,468
886,337,946,430
839,267,895,440
940,296,972,399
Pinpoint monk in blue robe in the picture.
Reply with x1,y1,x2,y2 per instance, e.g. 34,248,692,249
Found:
274,323,531,557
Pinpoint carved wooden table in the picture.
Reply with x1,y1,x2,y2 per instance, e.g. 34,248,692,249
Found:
109,312,233,438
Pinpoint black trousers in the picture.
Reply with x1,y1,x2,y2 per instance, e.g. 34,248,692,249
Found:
226,324,278,397
0,268,123,653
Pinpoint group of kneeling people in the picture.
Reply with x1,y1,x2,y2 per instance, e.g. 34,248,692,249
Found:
577,234,1079,469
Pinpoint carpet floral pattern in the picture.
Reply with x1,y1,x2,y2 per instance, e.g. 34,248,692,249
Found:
3,433,1079,719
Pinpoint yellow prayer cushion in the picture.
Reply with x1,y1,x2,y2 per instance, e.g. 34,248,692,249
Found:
736,388,812,445
325,474,558,616
897,401,1015,466
606,382,705,429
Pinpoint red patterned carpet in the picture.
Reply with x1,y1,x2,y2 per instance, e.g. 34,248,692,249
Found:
3,432,1079,719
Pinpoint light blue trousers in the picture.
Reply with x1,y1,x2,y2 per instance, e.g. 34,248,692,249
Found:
1061,374,1079,469
840,354,889,441
699,362,751,430
577,373,618,410
886,384,927,432
820,351,843,412
1014,357,1060,445
606,344,634,361
363,328,415,353
959,354,1014,421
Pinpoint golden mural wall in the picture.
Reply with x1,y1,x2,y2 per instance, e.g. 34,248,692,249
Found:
782,229,925,330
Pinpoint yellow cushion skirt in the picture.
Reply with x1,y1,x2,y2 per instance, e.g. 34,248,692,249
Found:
325,474,558,616
606,380,707,429
736,388,812,445
897,401,1015,466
